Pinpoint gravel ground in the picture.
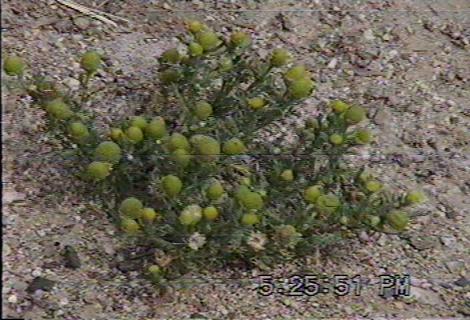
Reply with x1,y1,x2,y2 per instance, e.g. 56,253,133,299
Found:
2,0,469,319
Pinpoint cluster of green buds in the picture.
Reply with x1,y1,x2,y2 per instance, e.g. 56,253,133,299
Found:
119,197,158,234
3,55,26,76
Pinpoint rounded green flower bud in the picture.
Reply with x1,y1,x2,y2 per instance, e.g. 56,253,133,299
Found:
344,106,366,124
194,101,213,120
339,216,350,225
161,175,182,197
130,116,148,130
355,130,373,144
367,215,381,227
161,48,181,64
365,180,382,193
195,31,221,51
305,118,319,129
188,42,203,56
330,100,350,113
285,65,310,82
109,128,125,142
168,132,190,151
126,126,144,144
190,134,221,161
148,265,161,274
94,141,122,163
68,122,90,142
288,78,315,99
203,206,219,221
86,161,112,181
386,210,409,231
280,169,294,182
247,97,267,110
239,191,263,210
142,208,157,223
145,117,166,140
316,194,340,214
160,68,181,84
405,191,426,205
3,56,26,76
329,134,344,145
121,218,140,234
223,138,247,155
171,148,192,167
270,48,291,67
187,20,205,34
80,51,101,73
235,185,251,200
304,185,322,203
241,213,260,226
219,57,233,72
276,225,298,238
179,204,202,225
230,31,251,48
119,197,143,219
206,180,224,200
46,99,73,120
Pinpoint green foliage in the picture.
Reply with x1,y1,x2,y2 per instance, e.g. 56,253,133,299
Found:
8,21,428,285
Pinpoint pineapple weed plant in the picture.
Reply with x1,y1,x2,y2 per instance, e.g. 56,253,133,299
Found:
4,21,426,287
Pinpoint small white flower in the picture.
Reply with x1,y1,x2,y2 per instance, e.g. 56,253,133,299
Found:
246,232,267,252
188,232,206,251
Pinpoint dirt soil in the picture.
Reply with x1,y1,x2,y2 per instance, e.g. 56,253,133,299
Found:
2,0,469,319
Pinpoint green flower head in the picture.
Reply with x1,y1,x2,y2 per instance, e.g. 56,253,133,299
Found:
203,206,219,221
121,218,140,234
160,68,181,84
190,134,221,161
161,175,182,197
86,161,112,181
288,78,315,99
142,208,157,223
171,148,192,168
365,180,382,193
68,122,90,142
386,210,409,231
230,31,251,48
187,20,206,34
126,126,144,143
179,204,203,225
304,185,322,203
119,197,143,219
168,132,190,151
188,42,204,56
223,138,247,155
330,100,350,113
355,130,373,144
80,51,101,73
247,97,267,110
196,31,222,51
109,128,124,142
194,101,213,120
276,225,299,239
280,169,294,182
206,180,224,200
239,191,263,210
329,134,344,145
219,57,233,72
285,65,310,81
241,213,260,226
94,141,122,163
3,56,26,76
145,117,166,140
161,48,181,64
316,194,341,214
270,48,291,67
344,106,366,124
130,116,148,130
405,191,426,205
46,99,73,120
